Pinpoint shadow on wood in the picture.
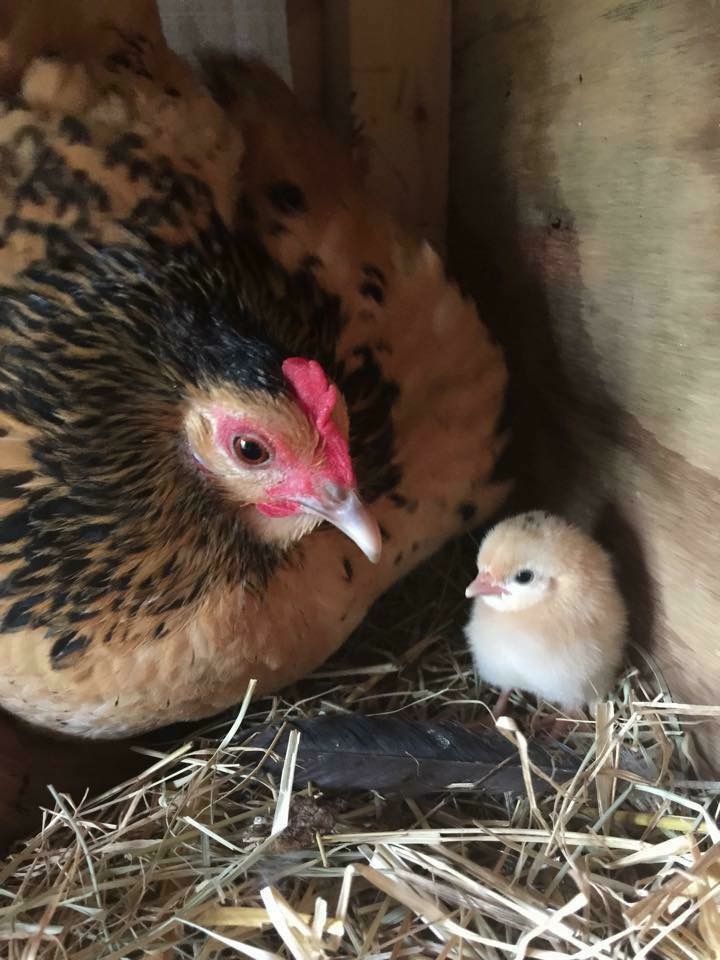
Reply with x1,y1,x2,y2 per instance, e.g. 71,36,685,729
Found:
0,712,145,855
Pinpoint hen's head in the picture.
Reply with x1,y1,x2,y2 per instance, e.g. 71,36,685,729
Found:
184,356,381,563
465,511,618,616
2,232,384,616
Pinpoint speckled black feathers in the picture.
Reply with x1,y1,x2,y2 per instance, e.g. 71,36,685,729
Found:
0,221,349,649
0,45,403,677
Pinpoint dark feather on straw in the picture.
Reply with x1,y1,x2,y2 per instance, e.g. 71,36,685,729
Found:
250,714,581,796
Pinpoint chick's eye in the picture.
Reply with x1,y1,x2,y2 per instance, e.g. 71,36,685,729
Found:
514,569,534,585
233,435,271,466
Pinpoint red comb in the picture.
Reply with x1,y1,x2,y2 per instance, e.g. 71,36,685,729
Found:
282,357,355,488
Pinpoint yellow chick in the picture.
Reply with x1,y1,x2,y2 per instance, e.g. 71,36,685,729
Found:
463,511,627,725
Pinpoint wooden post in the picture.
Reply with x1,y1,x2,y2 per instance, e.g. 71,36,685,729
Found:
286,0,324,116
288,1,451,253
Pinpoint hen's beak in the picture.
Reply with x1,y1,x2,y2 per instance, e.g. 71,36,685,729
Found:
465,571,507,598
298,487,382,564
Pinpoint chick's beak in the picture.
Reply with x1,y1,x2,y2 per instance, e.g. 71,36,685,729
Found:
465,571,507,598
298,485,382,564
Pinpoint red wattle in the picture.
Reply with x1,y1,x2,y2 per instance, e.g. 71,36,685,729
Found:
257,500,299,518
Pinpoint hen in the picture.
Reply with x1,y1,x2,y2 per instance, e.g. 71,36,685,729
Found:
0,1,509,738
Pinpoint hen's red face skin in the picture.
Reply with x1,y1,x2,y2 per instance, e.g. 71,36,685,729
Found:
255,358,355,517
185,359,381,563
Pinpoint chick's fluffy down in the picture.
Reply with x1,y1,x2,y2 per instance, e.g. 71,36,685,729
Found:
465,512,627,709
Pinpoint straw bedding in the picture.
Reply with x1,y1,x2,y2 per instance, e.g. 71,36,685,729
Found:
1,538,718,960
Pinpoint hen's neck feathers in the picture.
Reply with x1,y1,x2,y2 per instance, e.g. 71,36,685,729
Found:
0,227,340,639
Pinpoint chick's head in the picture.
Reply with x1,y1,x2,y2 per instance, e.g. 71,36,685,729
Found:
465,511,619,618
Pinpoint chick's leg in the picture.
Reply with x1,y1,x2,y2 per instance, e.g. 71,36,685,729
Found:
492,689,512,718
530,706,587,740
463,688,511,731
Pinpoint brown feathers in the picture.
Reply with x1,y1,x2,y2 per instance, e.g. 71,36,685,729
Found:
0,4,509,738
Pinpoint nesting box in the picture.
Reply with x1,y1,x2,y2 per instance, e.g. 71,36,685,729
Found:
0,3,718,957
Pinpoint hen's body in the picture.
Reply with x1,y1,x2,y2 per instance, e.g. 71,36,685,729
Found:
0,4,509,737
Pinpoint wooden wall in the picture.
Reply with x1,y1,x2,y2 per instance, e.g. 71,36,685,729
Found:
449,0,720,764
288,0,451,252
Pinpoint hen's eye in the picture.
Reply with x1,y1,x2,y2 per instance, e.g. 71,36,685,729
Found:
233,435,271,466
514,569,534,585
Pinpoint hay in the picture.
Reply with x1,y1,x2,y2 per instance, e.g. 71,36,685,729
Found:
1,538,719,959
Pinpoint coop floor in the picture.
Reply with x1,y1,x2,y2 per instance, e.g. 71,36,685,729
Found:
1,533,718,959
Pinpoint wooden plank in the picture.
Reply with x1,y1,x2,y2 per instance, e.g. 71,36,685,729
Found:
450,0,720,768
322,0,451,252
286,0,324,115
158,0,291,83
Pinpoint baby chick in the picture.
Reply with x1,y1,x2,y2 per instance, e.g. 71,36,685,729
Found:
464,511,627,729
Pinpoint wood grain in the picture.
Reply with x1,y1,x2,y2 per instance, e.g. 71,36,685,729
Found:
323,0,451,252
286,0,323,114
450,0,720,768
